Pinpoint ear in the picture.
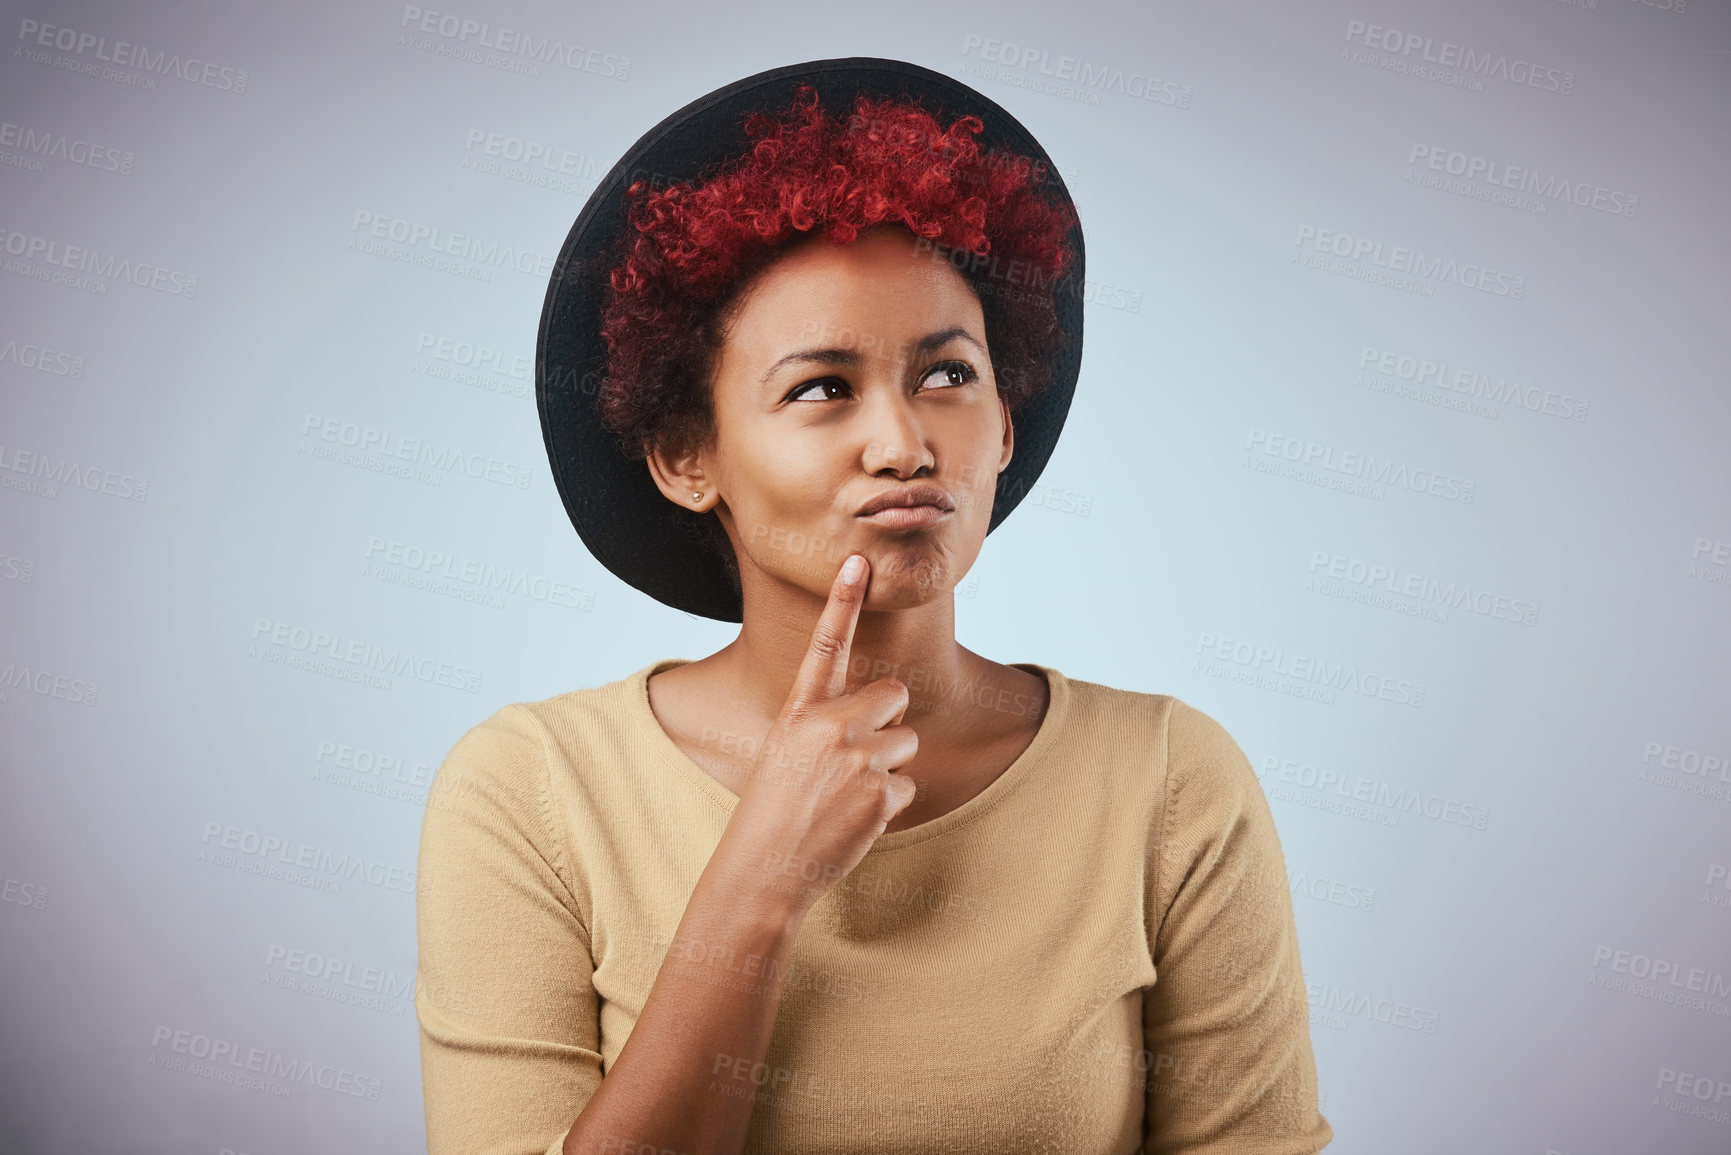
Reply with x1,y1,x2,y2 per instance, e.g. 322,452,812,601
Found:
644,436,717,512
997,393,1014,474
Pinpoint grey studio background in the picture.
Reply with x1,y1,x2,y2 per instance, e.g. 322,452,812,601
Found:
1,0,1728,1151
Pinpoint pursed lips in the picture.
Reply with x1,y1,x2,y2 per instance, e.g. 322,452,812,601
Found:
854,484,956,518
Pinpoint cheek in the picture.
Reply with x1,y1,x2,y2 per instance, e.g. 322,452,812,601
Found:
721,434,845,541
735,440,827,509
955,440,1005,515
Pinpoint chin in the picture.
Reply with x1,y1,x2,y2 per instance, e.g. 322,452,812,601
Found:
857,548,964,609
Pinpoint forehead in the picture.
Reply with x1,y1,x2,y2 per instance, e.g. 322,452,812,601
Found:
724,228,983,353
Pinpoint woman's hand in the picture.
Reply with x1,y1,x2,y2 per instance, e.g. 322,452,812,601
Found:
557,553,912,1154
713,553,920,919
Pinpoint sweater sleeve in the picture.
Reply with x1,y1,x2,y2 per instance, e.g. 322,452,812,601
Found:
415,703,602,1155
1141,699,1332,1154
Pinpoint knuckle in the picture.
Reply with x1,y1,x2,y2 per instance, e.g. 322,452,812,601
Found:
808,630,845,661
779,704,818,735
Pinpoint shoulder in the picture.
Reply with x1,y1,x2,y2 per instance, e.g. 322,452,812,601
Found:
1058,673,1272,844
441,665,653,763
1043,674,1260,833
418,672,653,918
427,664,654,817
1156,695,1270,830
1163,696,1257,779
1152,698,1290,912
1054,672,1253,783
1047,668,1178,744
421,703,554,857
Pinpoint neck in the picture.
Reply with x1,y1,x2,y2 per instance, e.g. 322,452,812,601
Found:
712,567,980,727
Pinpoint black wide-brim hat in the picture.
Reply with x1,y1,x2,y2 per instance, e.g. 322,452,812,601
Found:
536,57,1085,622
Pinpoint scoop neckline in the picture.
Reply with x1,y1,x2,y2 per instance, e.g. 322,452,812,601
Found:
630,656,1070,853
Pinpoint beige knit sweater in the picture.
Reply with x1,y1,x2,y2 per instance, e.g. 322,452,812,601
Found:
415,658,1332,1154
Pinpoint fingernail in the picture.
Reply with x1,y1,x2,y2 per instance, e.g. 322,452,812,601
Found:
841,555,865,582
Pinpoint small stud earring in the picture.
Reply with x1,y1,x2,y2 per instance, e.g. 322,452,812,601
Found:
691,491,704,503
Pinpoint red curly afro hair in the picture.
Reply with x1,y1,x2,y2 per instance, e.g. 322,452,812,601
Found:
596,84,1079,462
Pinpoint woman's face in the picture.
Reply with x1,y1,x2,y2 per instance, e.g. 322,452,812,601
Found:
653,226,1012,612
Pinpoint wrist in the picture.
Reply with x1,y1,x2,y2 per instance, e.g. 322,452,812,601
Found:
703,828,816,932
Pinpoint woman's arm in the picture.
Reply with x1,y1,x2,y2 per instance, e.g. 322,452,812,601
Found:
415,706,612,1155
418,710,825,1155
1140,699,1333,1154
557,821,806,1154
418,555,917,1155
562,555,917,1154
416,703,608,1155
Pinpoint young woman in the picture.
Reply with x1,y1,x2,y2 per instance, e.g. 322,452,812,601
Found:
415,58,1332,1155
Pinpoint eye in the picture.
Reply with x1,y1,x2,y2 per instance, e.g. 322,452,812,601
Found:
785,377,853,404
920,360,978,390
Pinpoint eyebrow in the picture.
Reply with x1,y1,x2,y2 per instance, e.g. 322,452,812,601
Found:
758,325,987,386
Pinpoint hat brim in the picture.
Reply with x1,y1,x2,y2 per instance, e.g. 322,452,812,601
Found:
536,56,1085,623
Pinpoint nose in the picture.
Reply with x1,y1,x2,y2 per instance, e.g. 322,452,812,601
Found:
859,388,935,479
